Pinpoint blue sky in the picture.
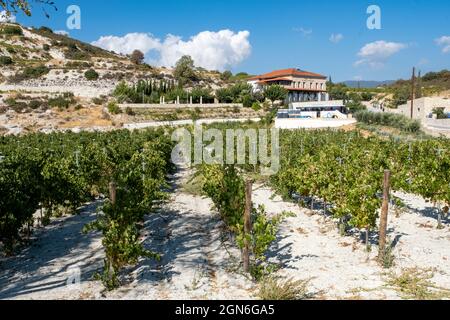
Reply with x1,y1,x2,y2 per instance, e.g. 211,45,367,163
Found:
10,0,450,81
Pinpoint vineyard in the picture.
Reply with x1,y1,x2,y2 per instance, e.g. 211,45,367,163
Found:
0,129,175,288
1,123,450,299
272,129,450,232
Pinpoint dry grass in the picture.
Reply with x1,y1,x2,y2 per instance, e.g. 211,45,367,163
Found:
386,268,450,300
257,276,311,300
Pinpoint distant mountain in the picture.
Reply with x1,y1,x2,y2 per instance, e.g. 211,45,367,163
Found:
342,80,395,88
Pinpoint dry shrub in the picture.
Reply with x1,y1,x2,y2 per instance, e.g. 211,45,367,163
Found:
386,268,450,300
257,276,311,300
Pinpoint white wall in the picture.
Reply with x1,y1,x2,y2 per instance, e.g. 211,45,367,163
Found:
395,97,450,120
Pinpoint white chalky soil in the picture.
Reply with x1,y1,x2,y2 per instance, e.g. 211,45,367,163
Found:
1,169,449,300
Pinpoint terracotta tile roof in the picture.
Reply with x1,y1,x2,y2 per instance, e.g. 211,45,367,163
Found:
248,68,326,81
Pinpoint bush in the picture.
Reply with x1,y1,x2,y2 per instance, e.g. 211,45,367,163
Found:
0,56,13,66
22,65,50,79
43,44,50,51
48,94,74,110
346,100,367,113
251,102,262,111
39,26,53,33
0,25,23,36
258,276,310,300
242,94,254,108
107,101,122,114
28,100,42,110
84,69,99,81
92,96,107,105
355,110,422,133
125,107,135,116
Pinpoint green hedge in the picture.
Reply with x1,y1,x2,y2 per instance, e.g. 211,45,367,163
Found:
355,110,421,133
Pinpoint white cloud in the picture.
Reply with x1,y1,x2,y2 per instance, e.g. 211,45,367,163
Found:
0,10,16,23
92,30,252,71
354,40,407,68
293,27,313,37
330,33,344,44
54,30,69,36
92,33,161,56
435,36,450,53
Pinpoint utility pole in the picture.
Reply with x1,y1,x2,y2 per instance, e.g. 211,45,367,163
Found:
410,67,416,119
417,70,422,99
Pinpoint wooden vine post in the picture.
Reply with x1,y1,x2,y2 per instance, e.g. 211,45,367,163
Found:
108,181,117,282
109,181,117,206
378,170,391,258
243,179,253,273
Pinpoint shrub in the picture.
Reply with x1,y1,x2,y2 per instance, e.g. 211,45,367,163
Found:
43,44,50,51
346,100,367,113
242,94,254,108
84,69,99,81
22,65,50,79
125,107,135,116
0,56,13,66
0,25,23,36
355,110,422,133
107,101,122,114
92,96,107,105
48,94,74,110
39,26,53,33
28,100,42,110
258,276,310,300
251,102,262,111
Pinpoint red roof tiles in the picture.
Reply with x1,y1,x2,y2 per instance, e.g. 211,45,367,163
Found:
248,68,326,81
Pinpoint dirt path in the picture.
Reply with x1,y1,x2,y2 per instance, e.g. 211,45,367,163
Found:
0,168,255,300
253,185,450,299
1,170,449,300
106,168,255,300
0,202,105,300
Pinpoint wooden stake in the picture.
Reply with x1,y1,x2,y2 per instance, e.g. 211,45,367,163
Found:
109,181,117,206
243,179,253,273
379,170,391,258
411,67,416,119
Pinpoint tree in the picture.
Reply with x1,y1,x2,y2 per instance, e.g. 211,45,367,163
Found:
221,70,232,81
130,50,144,65
173,55,198,85
1,0,56,18
263,85,288,106
432,108,447,119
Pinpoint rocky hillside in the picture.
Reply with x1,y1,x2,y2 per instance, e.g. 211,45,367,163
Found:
0,23,238,135
0,23,225,98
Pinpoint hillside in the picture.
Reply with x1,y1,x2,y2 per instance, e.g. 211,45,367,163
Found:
0,23,225,95
343,80,395,88
0,23,246,134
